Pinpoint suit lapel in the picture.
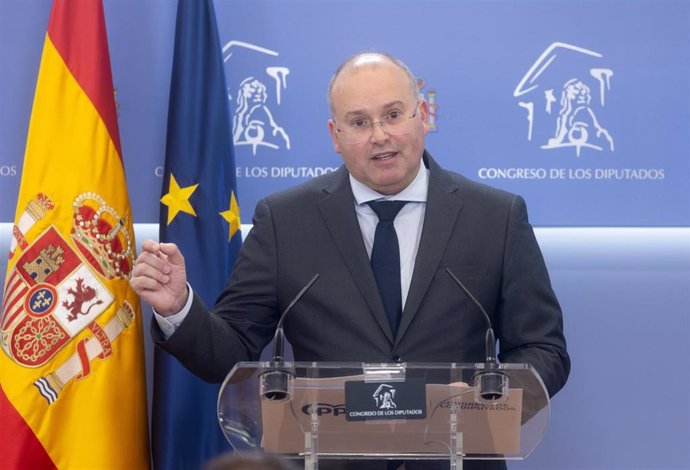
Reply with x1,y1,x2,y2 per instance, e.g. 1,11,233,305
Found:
397,154,463,342
317,168,395,342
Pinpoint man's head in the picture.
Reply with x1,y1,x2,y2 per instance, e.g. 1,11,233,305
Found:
327,52,430,195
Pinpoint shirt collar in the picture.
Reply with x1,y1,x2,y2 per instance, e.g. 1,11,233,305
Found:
350,160,429,205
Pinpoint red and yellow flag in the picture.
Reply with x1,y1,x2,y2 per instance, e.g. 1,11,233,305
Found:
0,1,149,469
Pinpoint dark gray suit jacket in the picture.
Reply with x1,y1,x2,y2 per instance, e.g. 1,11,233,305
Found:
154,152,569,468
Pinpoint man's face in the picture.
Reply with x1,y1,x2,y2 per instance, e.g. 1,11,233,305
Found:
328,62,429,195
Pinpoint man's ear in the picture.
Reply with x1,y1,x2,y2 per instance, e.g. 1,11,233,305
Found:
327,119,342,154
418,99,431,136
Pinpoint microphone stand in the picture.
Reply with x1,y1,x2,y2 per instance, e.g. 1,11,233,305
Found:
260,274,320,401
446,268,507,402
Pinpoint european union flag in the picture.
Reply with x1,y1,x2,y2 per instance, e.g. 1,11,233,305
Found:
154,0,241,468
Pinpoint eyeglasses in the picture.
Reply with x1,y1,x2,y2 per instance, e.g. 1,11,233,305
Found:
334,101,420,144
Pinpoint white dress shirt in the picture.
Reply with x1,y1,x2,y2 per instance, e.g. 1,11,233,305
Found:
349,162,428,309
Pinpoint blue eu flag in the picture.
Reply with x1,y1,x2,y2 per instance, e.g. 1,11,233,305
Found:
154,0,241,468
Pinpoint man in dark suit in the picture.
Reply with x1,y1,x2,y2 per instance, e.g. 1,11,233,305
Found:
131,52,569,469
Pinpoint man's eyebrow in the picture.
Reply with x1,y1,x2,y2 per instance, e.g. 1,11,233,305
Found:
342,100,407,120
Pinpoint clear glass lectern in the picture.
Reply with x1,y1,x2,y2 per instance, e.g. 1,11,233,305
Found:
217,362,549,470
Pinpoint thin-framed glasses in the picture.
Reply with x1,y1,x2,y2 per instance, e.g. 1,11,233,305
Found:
335,100,420,144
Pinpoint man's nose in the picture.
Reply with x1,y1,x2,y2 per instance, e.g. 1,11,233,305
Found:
369,121,390,143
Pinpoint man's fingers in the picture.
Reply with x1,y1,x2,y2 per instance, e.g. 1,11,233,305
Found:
132,240,186,315
132,261,170,284
130,274,166,293
140,239,160,254
158,242,185,266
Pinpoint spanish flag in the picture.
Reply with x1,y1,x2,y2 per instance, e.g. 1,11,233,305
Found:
0,1,149,469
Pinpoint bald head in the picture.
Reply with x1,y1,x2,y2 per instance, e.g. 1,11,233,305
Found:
325,52,429,195
327,52,420,117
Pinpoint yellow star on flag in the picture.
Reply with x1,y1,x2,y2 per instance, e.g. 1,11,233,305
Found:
220,191,241,240
161,173,198,225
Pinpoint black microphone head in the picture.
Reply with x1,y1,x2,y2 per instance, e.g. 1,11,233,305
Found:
475,365,509,403
260,366,295,401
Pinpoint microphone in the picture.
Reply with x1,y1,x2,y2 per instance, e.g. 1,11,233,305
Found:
260,273,320,401
272,273,320,362
446,268,507,402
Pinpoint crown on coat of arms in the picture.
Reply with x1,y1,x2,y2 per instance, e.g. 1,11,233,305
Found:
70,193,134,280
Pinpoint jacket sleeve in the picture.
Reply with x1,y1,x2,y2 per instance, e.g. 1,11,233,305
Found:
152,198,281,383
495,195,571,397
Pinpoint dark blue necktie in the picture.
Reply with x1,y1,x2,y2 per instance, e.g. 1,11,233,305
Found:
367,200,407,336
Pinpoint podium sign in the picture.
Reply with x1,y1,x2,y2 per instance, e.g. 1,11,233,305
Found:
218,362,549,469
